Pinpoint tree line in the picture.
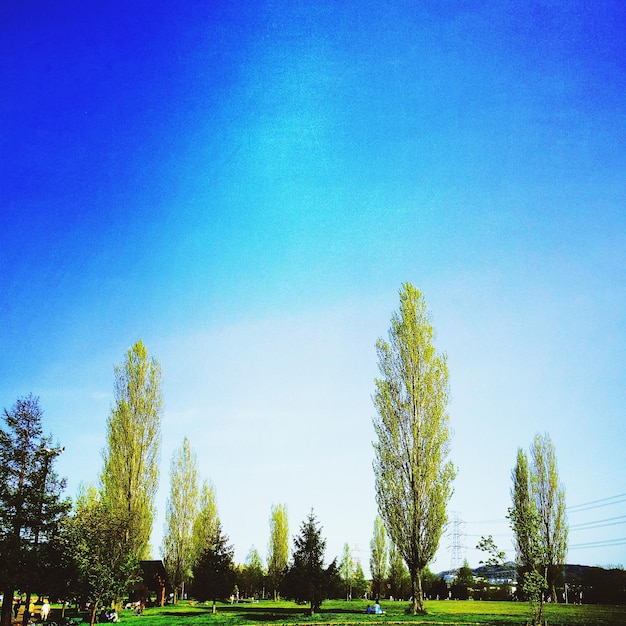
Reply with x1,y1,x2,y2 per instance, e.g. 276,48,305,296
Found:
0,285,573,626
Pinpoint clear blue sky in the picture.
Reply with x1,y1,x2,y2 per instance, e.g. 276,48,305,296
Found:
2,0,625,574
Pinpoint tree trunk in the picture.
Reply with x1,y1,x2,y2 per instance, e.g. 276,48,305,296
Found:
411,568,426,614
89,601,98,626
0,593,13,626
21,591,32,626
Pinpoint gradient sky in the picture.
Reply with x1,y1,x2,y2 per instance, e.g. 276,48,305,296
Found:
2,0,625,575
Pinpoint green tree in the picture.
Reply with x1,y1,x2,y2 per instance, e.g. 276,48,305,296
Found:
101,339,162,561
339,543,354,600
0,395,70,626
451,559,474,600
421,566,437,599
372,284,456,614
531,433,568,602
352,561,369,599
282,510,327,615
241,546,265,598
162,437,198,603
369,515,388,599
509,447,547,625
387,542,410,600
190,480,220,574
191,521,236,611
267,503,289,601
67,493,138,626
476,534,506,567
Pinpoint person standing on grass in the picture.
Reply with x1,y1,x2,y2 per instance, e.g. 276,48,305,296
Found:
40,600,51,622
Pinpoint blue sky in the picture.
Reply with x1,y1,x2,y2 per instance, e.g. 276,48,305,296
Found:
2,0,625,574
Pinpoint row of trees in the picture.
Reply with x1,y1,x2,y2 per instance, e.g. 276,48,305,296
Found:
159,438,293,606
1,285,571,626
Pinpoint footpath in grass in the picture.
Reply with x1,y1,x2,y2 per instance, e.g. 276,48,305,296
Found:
115,598,626,626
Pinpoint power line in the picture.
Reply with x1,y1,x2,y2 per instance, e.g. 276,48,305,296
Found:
570,515,626,530
569,537,626,549
568,493,626,513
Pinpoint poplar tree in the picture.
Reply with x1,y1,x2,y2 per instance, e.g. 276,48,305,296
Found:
372,284,456,614
190,481,220,571
267,503,289,601
241,546,264,598
369,516,388,599
101,339,163,561
162,437,199,602
339,543,354,600
509,447,546,625
509,435,567,624
531,433,568,602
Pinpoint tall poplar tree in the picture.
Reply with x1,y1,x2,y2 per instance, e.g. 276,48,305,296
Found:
531,434,568,601
509,435,567,624
267,503,289,601
101,339,162,561
162,437,198,602
190,481,220,571
509,447,546,625
372,284,456,614
369,516,388,599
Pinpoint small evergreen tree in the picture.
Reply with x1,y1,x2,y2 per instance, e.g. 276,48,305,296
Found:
352,562,369,599
281,510,327,615
191,522,236,611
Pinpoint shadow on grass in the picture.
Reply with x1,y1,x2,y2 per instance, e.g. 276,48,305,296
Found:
213,605,374,622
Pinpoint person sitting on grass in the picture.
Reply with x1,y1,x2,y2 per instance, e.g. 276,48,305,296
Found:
373,599,385,614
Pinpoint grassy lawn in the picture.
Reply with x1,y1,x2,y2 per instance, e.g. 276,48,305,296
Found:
88,598,626,626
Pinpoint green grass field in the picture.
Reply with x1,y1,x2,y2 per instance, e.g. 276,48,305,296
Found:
67,598,626,626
